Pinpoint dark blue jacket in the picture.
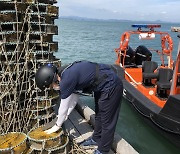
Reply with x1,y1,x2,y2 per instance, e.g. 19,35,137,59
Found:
59,61,121,99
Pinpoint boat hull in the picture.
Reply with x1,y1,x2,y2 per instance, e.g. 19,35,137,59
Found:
111,65,180,147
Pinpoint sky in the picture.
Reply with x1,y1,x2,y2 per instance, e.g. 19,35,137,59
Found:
57,0,180,23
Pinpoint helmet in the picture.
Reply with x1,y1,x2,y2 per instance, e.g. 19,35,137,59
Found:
35,64,57,90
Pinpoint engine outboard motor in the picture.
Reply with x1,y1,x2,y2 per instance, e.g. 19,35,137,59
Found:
135,45,152,65
121,46,135,65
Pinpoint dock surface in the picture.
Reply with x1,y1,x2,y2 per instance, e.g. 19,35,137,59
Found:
63,100,138,154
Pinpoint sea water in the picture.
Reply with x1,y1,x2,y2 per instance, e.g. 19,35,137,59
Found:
54,18,180,154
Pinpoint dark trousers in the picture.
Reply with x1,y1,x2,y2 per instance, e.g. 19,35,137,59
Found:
92,83,123,154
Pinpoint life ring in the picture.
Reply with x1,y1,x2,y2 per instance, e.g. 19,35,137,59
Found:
120,32,130,51
161,35,173,55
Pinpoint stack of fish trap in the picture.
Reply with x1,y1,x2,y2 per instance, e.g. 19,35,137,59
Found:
27,126,69,153
0,132,27,154
0,0,69,153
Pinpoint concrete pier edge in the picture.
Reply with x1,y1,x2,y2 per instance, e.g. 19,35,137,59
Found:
76,100,139,154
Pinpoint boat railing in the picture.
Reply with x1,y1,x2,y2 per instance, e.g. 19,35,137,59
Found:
170,27,180,95
115,24,174,69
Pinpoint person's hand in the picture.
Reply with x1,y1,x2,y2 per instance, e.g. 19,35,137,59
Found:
44,124,61,134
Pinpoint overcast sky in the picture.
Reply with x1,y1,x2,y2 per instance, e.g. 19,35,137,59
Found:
57,0,180,23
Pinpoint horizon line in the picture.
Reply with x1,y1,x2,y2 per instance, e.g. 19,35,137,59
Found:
58,15,180,24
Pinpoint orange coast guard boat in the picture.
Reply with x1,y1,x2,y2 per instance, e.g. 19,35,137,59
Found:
112,24,180,147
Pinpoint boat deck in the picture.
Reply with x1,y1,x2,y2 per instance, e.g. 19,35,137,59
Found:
125,67,167,108
63,100,139,154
